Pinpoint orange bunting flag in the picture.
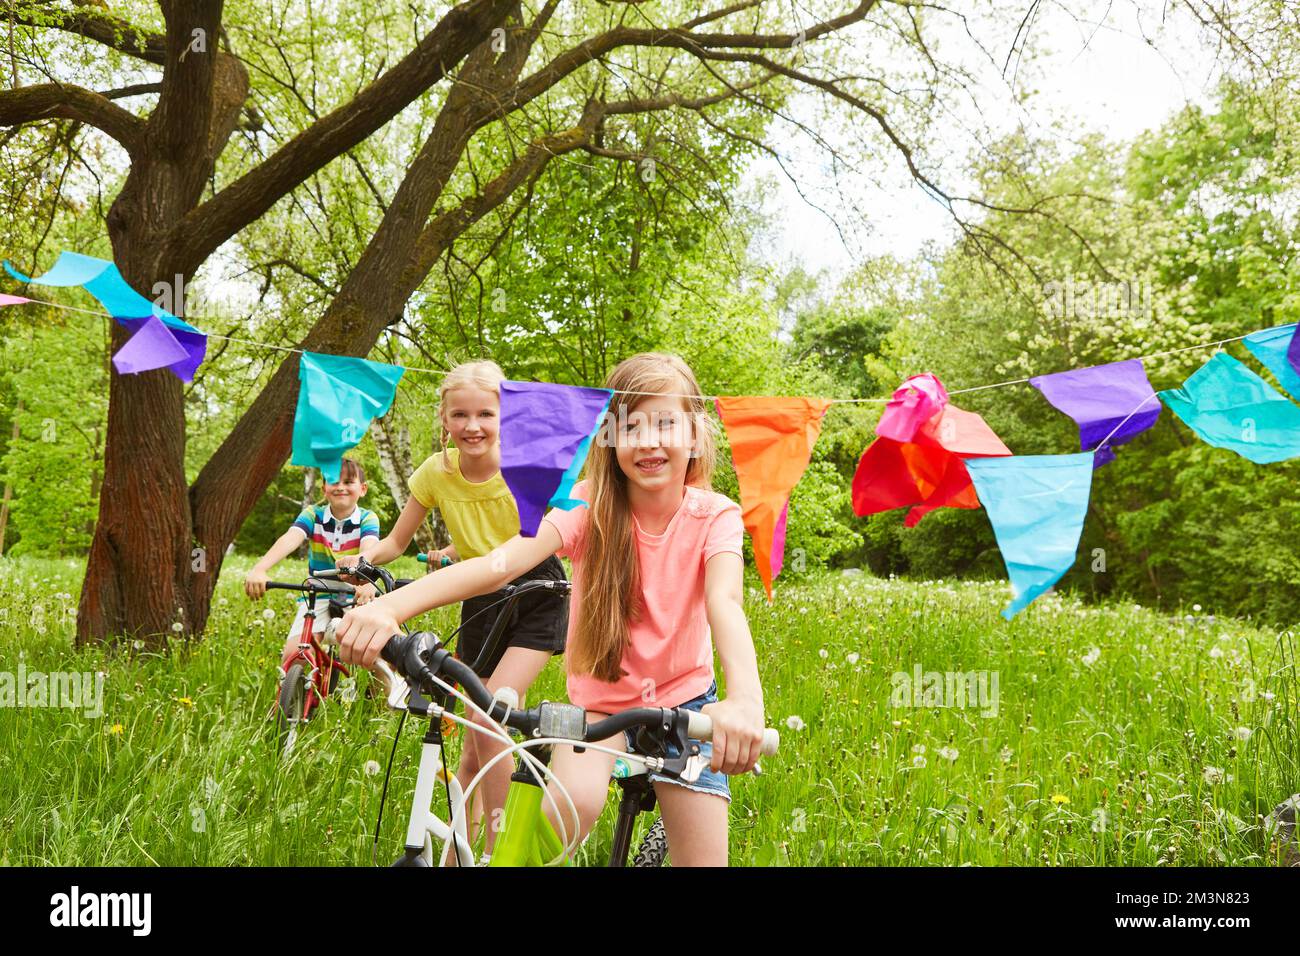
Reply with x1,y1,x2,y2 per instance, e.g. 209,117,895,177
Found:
715,396,834,600
852,402,1011,527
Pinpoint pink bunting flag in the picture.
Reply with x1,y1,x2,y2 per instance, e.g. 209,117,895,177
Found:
0,293,31,306
876,373,949,442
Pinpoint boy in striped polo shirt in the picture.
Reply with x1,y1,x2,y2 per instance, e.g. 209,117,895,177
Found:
245,458,381,663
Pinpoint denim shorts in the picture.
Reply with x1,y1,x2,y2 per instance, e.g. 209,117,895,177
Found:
626,681,730,802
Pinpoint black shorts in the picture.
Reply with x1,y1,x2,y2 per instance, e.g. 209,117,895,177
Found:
454,554,568,678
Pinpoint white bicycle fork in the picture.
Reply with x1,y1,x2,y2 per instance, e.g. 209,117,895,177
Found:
404,736,475,867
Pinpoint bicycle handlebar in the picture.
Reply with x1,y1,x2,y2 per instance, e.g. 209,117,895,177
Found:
380,630,779,758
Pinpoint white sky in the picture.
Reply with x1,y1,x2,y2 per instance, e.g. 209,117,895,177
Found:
749,1,1225,278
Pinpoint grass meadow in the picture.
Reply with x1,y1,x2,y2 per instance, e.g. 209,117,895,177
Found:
2,554,1297,866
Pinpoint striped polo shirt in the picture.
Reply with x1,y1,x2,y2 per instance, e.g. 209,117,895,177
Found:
291,504,381,574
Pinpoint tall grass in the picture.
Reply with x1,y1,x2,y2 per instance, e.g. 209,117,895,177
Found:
1,556,1295,865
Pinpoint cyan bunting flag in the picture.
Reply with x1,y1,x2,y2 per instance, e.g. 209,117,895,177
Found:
4,251,206,380
1243,323,1300,401
291,351,405,483
1158,352,1300,464
966,452,1095,620
1029,359,1160,467
500,381,613,536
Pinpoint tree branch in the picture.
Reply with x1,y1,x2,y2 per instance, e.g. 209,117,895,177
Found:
0,82,144,151
166,0,516,274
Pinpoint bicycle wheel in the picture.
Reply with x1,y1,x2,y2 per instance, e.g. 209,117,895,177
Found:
632,816,669,867
277,662,307,755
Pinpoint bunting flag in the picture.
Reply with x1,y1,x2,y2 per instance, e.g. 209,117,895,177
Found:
1029,359,1160,467
291,351,405,483
0,293,31,307
3,251,206,380
1158,352,1300,464
110,314,189,375
548,392,613,510
499,381,614,536
715,396,834,599
966,452,1095,619
852,402,1012,527
1243,323,1300,400
875,373,948,442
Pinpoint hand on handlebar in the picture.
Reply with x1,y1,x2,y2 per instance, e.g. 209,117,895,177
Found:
244,568,268,600
353,581,378,606
699,696,765,776
337,601,401,667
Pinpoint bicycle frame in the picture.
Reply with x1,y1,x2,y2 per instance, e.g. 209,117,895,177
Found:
275,589,352,723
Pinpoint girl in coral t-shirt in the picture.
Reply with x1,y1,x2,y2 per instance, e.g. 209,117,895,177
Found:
338,352,766,866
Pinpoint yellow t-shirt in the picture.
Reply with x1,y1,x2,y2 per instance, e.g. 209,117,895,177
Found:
407,447,520,559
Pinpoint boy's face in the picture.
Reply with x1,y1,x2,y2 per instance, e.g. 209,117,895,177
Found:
323,473,366,513
443,386,500,462
613,394,696,494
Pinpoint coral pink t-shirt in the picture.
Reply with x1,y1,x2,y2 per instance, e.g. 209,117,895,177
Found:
542,481,745,715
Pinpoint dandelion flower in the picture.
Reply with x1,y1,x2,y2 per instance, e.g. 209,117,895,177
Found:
846,652,860,665
262,608,276,620
108,724,124,736
364,760,381,776
1192,603,1202,612
1081,647,1100,667
1233,726,1252,741
1202,766,1224,785
132,640,144,651
912,754,927,768
1050,794,1070,805
912,744,926,755
937,746,958,762
1000,746,1013,763
1209,647,1223,659
176,696,194,708
785,715,806,732
818,648,828,660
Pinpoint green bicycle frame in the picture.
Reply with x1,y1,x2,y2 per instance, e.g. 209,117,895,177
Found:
489,777,570,867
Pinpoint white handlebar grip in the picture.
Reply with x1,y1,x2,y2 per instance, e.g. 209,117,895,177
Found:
685,712,780,756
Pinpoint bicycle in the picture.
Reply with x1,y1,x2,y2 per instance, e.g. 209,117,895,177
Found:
373,587,780,867
264,558,412,755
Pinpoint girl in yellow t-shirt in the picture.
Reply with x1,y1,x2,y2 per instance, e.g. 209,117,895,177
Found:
357,359,567,861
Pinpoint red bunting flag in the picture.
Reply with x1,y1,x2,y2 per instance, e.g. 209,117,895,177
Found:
852,401,1011,527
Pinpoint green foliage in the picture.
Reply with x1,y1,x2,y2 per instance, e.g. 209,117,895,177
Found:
0,311,107,556
862,80,1300,626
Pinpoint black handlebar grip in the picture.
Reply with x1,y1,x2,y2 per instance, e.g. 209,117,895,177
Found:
379,634,410,669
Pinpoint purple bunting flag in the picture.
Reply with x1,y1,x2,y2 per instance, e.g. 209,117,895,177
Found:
1030,359,1160,468
500,381,614,536
112,315,190,375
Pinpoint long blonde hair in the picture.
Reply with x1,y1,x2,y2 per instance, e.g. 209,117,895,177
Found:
570,353,717,682
436,359,505,472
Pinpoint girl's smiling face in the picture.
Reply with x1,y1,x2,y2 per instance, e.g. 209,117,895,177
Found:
442,386,499,460
613,394,697,492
